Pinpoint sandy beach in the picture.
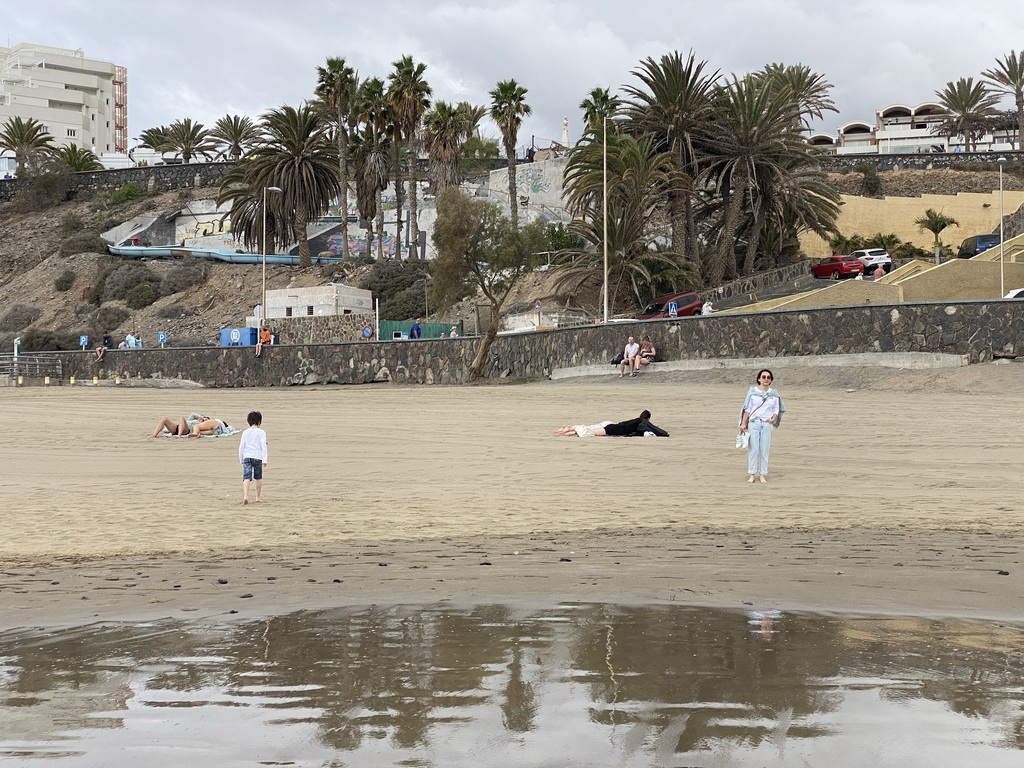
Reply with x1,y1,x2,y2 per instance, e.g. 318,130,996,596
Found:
2,362,1023,630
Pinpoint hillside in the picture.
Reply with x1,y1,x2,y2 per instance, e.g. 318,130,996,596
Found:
0,168,1019,351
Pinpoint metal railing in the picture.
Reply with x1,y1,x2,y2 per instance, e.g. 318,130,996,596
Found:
0,354,64,382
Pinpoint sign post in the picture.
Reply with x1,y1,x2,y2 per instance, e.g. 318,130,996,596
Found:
158,332,167,348
361,326,373,339
668,302,679,318
80,335,89,350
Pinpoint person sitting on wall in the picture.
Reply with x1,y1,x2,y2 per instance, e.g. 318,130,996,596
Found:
255,326,272,357
637,336,657,368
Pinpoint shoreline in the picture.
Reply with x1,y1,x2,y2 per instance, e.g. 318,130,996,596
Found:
3,524,1022,632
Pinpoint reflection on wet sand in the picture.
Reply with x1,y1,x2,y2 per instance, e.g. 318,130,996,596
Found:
2,604,1024,767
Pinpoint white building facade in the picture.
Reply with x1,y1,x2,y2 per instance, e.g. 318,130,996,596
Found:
0,43,127,162
808,102,1017,156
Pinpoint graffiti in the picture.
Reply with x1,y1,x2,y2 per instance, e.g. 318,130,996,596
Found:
327,232,399,258
176,214,232,241
516,167,551,196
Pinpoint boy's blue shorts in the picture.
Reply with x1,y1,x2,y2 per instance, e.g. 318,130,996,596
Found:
242,457,263,480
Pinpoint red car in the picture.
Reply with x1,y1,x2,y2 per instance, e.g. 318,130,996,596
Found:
637,291,702,319
811,256,864,280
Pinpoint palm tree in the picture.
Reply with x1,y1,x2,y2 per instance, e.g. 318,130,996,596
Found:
210,115,258,161
55,144,102,171
352,77,393,260
387,55,432,259
560,129,692,312
915,208,959,264
217,104,339,267
622,51,720,272
457,101,487,137
424,101,472,192
489,79,531,227
0,116,55,171
316,57,360,258
578,87,621,130
983,51,1024,149
934,77,1001,152
752,63,837,128
165,118,216,163
701,75,806,282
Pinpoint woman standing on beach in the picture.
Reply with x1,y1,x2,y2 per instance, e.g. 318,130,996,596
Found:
739,369,786,483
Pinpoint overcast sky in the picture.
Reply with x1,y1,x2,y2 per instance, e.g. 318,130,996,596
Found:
7,0,1023,152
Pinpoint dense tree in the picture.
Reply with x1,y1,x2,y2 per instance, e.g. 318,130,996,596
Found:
217,104,339,267
934,77,1001,152
489,79,532,227
210,115,259,161
0,116,55,171
753,63,838,128
431,188,546,379
388,55,433,259
982,51,1024,149
316,57,360,258
54,144,102,172
915,208,959,264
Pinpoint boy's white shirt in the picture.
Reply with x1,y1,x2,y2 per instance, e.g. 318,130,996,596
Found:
239,426,268,463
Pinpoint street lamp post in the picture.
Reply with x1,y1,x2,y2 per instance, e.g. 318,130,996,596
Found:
602,114,609,324
998,157,1007,298
262,186,282,326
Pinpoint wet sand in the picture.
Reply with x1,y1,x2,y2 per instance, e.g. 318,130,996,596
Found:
2,362,1023,629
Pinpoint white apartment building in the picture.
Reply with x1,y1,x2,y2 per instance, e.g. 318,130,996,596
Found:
809,102,1016,156
0,43,127,165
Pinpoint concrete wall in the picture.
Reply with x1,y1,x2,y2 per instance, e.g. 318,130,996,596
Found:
800,190,1024,259
899,260,1024,301
43,299,1024,387
486,157,569,218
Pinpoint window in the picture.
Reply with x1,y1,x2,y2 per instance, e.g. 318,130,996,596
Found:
285,307,293,317
306,306,314,316
67,128,76,137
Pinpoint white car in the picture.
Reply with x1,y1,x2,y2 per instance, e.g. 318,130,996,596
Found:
851,248,892,274
1004,288,1024,299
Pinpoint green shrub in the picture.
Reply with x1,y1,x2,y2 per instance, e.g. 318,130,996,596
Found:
86,261,119,305
19,327,81,351
160,258,209,295
155,304,196,319
91,305,129,331
109,182,147,205
54,269,76,292
0,304,42,331
125,282,160,309
59,232,110,257
59,212,85,236
102,263,159,303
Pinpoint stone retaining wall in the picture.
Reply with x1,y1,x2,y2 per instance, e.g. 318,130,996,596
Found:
45,300,1024,387
272,314,376,345
0,163,234,203
820,151,1024,173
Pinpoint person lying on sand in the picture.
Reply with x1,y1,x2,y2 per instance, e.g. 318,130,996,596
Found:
149,413,207,438
186,418,232,438
554,410,669,437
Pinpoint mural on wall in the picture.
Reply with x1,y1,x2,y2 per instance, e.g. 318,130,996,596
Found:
516,167,551,196
327,231,399,258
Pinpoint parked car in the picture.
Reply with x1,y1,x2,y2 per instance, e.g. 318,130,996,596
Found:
1004,288,1024,299
850,248,892,273
810,256,864,280
637,291,702,319
957,234,1000,259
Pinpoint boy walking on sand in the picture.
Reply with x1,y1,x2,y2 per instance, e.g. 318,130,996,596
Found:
239,411,268,505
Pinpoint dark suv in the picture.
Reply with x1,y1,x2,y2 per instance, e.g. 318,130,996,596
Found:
957,234,1000,258
637,291,702,319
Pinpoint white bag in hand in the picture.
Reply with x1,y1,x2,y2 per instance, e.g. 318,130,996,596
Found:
735,432,749,449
